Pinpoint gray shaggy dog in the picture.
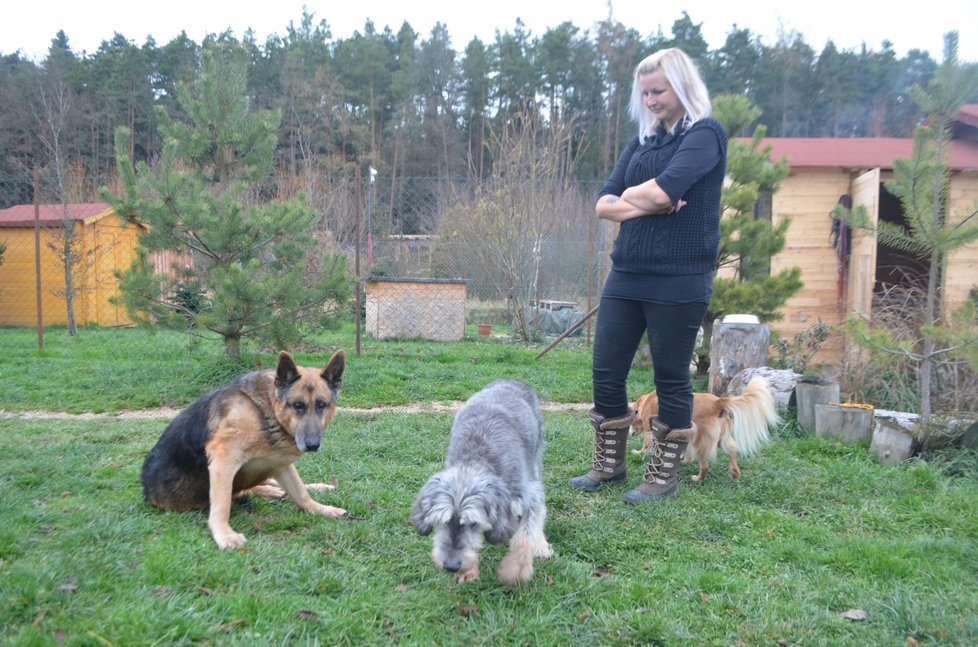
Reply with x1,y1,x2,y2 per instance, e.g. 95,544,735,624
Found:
410,379,552,586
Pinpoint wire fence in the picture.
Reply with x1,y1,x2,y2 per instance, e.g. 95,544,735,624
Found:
0,173,613,341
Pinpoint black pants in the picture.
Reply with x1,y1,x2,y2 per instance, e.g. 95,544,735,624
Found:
591,296,708,428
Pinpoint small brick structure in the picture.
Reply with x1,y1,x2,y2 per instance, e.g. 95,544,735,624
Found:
364,277,468,341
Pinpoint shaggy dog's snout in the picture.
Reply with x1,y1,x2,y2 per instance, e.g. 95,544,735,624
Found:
442,558,462,572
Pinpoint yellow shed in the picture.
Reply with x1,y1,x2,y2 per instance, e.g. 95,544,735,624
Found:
0,202,146,327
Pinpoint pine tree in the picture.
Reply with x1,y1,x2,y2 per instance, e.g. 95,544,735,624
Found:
105,43,351,359
837,32,978,425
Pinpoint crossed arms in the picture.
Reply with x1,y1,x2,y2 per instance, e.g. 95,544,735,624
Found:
596,178,685,223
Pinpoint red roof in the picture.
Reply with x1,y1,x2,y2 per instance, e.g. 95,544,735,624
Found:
750,138,978,171
0,202,116,227
956,104,978,129
744,104,978,171
749,138,907,169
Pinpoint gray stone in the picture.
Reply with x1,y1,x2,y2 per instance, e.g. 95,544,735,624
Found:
873,408,920,429
726,367,802,411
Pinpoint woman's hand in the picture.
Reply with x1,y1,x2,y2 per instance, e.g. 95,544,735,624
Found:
668,199,687,213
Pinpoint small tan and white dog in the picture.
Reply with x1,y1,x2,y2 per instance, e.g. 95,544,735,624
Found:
630,378,779,483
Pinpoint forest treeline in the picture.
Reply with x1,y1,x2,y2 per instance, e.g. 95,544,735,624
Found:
2,10,974,216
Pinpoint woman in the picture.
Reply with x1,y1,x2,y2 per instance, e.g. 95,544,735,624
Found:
568,47,728,503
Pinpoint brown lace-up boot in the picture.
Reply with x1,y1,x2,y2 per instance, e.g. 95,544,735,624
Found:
622,417,695,503
568,408,635,491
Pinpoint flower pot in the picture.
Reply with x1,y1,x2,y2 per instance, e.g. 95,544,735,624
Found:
477,323,492,337
870,418,916,465
815,402,874,444
794,381,840,433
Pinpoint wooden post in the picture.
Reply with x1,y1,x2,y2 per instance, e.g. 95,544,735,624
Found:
33,166,43,350
708,321,770,395
354,166,362,355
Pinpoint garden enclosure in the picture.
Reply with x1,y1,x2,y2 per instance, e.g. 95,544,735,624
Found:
0,174,611,337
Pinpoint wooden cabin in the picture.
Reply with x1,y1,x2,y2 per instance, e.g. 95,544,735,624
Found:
755,105,978,362
0,202,146,327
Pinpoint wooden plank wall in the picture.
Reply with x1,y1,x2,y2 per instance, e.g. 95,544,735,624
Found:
944,172,978,314
0,217,143,327
768,168,852,362
766,167,977,366
0,227,66,326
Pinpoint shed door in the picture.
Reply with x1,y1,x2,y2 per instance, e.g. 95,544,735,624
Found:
847,168,880,318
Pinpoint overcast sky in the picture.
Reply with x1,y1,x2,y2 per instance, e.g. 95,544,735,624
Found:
3,0,975,63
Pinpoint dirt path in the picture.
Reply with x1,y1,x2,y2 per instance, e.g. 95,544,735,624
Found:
1,401,590,421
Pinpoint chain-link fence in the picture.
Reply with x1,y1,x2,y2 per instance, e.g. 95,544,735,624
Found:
0,173,614,340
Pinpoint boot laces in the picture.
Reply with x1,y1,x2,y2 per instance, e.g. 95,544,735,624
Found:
644,438,679,483
593,429,619,472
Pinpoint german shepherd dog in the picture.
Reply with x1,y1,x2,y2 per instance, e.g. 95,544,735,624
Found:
631,377,779,483
410,379,552,586
141,350,347,549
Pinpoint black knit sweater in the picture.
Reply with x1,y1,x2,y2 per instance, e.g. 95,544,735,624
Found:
602,117,728,276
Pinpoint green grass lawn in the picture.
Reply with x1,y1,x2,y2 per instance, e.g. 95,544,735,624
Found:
1,325,976,645
0,323,604,413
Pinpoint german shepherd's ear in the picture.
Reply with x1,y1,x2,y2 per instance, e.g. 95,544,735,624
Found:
275,351,301,387
321,350,346,390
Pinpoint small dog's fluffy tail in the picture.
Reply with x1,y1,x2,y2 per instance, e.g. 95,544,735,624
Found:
721,378,779,456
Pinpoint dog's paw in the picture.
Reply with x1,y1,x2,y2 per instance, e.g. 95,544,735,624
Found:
497,553,534,586
306,482,336,492
456,567,480,584
214,530,247,550
248,483,287,499
535,540,554,560
311,504,346,518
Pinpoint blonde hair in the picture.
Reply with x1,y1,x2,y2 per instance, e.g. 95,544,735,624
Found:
629,47,711,140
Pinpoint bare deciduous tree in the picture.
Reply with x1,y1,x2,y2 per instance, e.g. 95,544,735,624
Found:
35,79,79,335
438,104,585,340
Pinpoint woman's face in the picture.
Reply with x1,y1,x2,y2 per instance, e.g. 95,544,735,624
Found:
640,70,684,131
